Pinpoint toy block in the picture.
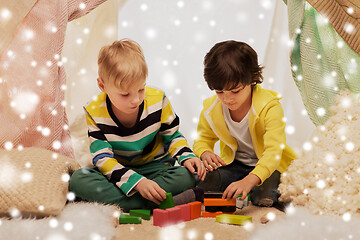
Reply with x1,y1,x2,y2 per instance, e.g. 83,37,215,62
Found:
216,214,252,226
202,211,223,218
204,191,223,198
167,206,183,224
177,204,191,221
188,201,201,220
205,206,236,213
153,207,183,227
221,205,237,213
119,214,142,224
204,198,236,206
202,211,235,218
159,192,175,210
205,206,222,212
153,209,169,227
236,194,250,209
129,209,151,220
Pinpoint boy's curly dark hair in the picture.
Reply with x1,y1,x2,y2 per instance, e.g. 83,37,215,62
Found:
204,40,264,90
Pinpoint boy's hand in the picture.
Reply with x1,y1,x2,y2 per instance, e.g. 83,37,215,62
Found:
134,178,167,205
222,174,261,200
183,157,206,181
200,151,226,171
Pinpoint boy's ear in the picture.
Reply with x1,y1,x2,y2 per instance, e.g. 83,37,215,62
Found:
97,77,105,92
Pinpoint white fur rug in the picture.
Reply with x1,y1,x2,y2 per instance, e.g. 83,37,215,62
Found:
0,202,119,240
250,206,360,240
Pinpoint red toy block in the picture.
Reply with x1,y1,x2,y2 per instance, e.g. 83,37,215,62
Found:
203,198,236,206
153,209,169,227
167,206,182,224
188,201,201,220
177,204,191,221
202,211,235,218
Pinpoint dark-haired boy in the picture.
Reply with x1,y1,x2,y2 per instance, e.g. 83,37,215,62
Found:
194,40,296,206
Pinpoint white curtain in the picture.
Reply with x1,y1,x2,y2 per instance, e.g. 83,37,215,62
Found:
64,0,127,124
262,0,315,153
65,0,315,164
63,0,127,166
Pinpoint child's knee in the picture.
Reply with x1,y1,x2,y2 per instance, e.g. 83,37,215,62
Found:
69,168,94,191
177,167,196,188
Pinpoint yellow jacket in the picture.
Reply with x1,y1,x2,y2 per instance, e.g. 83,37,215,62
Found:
193,85,296,184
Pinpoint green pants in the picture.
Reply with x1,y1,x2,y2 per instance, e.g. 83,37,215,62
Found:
69,161,196,211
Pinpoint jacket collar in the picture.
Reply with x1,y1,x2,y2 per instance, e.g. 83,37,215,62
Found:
203,85,281,150
204,97,237,151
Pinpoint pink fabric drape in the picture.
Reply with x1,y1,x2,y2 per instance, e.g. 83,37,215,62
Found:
0,0,107,158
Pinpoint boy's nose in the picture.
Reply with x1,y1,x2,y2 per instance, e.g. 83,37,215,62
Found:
223,94,231,102
130,95,140,104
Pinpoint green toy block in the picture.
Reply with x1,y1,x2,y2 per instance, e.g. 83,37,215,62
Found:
238,193,250,200
129,209,151,220
216,214,252,226
119,214,142,224
236,193,250,208
159,192,175,210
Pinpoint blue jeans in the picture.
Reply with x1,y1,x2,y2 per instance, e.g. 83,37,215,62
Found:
197,161,281,206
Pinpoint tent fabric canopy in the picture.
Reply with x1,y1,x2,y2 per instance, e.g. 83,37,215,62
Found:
286,0,360,126
0,0,38,55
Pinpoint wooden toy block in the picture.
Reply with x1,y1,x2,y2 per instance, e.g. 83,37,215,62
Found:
188,201,201,220
153,207,184,227
216,214,252,226
119,214,142,224
204,191,223,198
205,206,236,213
204,198,236,206
159,192,175,210
221,205,236,212
177,204,191,221
202,211,235,218
153,209,169,227
167,206,183,224
129,209,151,220
202,211,223,218
236,194,250,209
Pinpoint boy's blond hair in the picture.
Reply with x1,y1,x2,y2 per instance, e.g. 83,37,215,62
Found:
97,39,148,88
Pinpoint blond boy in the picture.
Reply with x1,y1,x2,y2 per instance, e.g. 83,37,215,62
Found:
70,39,205,210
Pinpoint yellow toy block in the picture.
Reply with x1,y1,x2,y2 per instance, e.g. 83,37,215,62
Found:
216,214,252,225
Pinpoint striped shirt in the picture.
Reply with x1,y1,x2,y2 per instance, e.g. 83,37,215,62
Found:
84,86,196,196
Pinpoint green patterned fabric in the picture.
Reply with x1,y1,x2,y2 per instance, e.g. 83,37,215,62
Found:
286,0,360,125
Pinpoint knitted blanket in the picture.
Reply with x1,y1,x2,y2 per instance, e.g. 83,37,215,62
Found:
307,0,360,55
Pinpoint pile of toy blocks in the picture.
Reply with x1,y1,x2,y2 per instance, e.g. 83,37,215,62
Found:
119,209,151,224
202,192,237,217
119,192,252,227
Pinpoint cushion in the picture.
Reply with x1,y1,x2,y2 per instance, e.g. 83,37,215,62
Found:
0,147,80,217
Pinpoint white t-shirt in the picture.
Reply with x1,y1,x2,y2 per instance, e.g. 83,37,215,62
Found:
223,104,258,166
